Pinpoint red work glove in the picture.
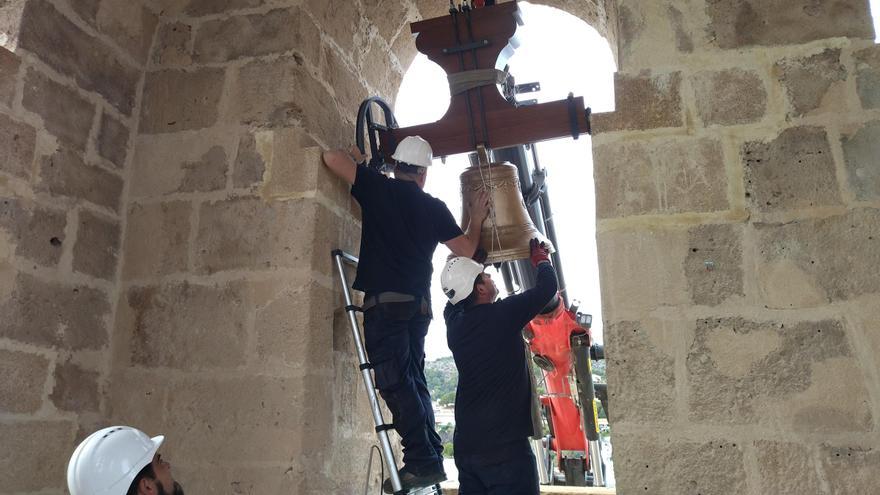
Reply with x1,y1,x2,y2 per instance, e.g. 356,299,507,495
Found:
529,238,550,267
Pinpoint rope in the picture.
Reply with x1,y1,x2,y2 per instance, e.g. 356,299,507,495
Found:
476,159,503,255
448,68,507,95
363,444,384,495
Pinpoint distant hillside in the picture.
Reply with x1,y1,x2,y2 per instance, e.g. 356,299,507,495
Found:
425,356,458,406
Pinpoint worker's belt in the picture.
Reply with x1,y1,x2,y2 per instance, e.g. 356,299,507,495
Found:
362,292,430,315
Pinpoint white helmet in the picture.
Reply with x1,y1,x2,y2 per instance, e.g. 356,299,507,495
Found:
441,257,485,305
67,426,164,495
391,136,433,168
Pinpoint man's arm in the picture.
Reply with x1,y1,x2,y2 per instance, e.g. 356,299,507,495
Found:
444,190,490,257
322,147,365,185
498,261,558,330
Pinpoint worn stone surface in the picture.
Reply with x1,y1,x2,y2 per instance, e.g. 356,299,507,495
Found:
776,49,847,117
194,8,320,64
122,200,191,280
0,47,20,106
593,137,727,218
0,273,110,350
707,0,874,48
743,126,841,212
756,441,822,494
38,149,124,211
95,0,158,63
0,420,75,492
254,281,334,370
684,223,744,306
590,71,682,133
364,0,409,43
853,45,880,109
321,45,368,117
256,127,348,204
151,22,192,66
233,133,265,188
73,209,120,280
755,208,880,302
841,120,880,201
605,320,675,423
131,129,234,197
0,197,66,267
613,433,746,494
688,317,873,431
0,348,50,413
0,113,36,180
597,228,689,316
18,0,140,113
122,282,248,370
22,69,94,151
139,68,225,133
49,361,100,412
229,55,342,145
305,0,361,54
106,367,172,435
96,112,130,169
820,445,880,494
184,0,267,16
692,68,766,126
361,37,397,99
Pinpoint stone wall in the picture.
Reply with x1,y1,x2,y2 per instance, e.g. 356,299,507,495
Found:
592,0,880,493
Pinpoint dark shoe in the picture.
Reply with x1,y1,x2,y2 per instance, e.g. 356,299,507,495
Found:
382,466,446,494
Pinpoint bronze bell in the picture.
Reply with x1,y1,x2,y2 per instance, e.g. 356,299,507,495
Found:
460,146,554,264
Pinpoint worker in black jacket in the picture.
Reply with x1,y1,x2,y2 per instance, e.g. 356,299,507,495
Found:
441,239,557,495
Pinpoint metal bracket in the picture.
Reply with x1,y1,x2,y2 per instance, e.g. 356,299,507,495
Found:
567,92,579,140
442,39,490,54
514,81,541,94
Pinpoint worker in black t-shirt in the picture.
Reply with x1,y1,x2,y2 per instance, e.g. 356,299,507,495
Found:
323,136,489,493
441,240,557,495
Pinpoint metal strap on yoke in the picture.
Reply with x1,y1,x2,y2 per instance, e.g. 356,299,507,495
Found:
448,68,507,95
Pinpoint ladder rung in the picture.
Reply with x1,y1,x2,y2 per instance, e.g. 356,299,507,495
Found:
345,304,362,312
375,424,395,433
359,363,373,371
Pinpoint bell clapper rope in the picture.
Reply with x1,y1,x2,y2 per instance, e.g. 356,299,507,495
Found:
475,144,503,254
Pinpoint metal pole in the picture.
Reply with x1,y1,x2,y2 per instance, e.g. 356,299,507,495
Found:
332,251,403,494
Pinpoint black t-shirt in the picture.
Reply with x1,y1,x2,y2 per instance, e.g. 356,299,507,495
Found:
350,166,463,300
444,262,558,454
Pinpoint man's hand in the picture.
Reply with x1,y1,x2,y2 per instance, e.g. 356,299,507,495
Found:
469,189,490,224
529,238,550,267
348,145,367,165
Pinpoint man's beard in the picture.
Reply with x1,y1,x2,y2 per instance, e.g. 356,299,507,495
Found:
156,481,185,495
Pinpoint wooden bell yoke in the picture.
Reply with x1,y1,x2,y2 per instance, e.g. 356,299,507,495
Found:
379,1,592,158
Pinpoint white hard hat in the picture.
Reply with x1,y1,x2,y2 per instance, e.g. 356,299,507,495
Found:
67,426,164,495
441,257,485,305
391,136,433,168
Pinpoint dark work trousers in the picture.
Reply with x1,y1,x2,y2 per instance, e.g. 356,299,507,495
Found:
363,299,444,473
455,438,539,495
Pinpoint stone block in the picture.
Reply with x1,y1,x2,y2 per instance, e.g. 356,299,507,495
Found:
0,420,75,492
743,126,841,212
365,0,409,43
49,361,100,412
391,30,418,70
162,375,306,462
96,112,130,169
172,465,303,495
614,1,700,71
94,0,158,63
0,112,36,180
22,68,94,151
593,137,727,218
755,208,880,302
131,129,234,197
775,49,847,117
756,441,822,494
151,21,192,66
73,209,120,280
684,223,744,306
687,317,873,432
257,128,349,205
106,367,171,435
707,0,874,49
232,133,265,188
0,196,66,267
305,0,361,54
597,228,689,316
0,47,20,106
853,45,880,109
692,68,767,126
613,433,746,494
605,320,675,423
18,0,140,114
0,348,50,413
229,55,342,145
122,200,191,280
139,68,225,133
0,272,110,350
361,37,397,99
820,445,880,494
38,149,123,211
184,0,267,16
194,197,336,274
841,120,880,201
321,45,368,118
122,281,248,370
194,7,320,65
590,71,682,133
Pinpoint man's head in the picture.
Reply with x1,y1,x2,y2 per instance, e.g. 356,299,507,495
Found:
442,256,497,307
68,426,184,495
391,136,433,189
